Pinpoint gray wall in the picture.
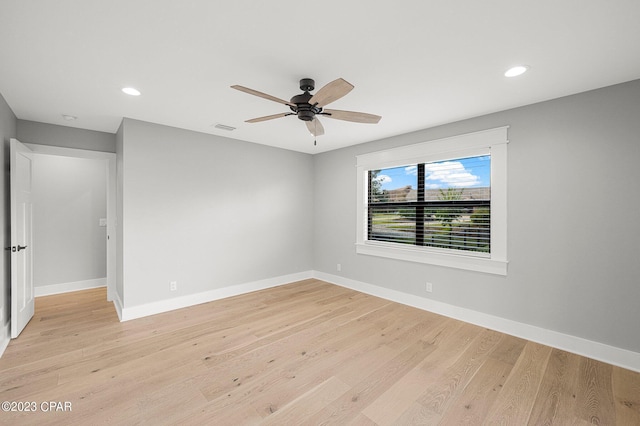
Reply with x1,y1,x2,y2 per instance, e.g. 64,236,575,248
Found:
17,120,115,153
32,155,107,288
313,79,640,353
0,93,16,348
119,119,314,308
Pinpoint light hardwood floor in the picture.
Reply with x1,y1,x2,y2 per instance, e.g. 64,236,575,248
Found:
1,279,639,425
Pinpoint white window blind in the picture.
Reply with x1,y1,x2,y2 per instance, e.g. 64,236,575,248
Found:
368,156,491,254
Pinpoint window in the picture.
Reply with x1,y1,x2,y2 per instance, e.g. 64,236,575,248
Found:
369,156,491,252
356,127,508,275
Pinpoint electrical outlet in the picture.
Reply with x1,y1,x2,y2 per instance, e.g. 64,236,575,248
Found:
170,281,177,291
337,263,342,272
425,282,433,293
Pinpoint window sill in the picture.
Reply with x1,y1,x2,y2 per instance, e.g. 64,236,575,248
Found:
355,242,508,275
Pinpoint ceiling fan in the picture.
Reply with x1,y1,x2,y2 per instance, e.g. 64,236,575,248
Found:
231,78,381,138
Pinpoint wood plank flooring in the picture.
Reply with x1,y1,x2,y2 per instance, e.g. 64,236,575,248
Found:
1,279,639,425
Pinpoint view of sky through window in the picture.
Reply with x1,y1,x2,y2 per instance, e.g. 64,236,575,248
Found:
374,155,490,191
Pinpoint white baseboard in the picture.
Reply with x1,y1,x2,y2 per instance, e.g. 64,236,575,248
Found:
0,322,10,359
112,292,123,321
120,271,314,321
35,278,106,297
313,271,640,373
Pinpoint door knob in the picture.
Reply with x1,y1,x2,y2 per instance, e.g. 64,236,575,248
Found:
4,245,27,252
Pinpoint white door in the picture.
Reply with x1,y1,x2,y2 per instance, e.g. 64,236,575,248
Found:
10,138,34,338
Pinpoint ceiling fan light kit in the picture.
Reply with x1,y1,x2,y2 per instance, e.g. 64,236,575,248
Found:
231,77,381,141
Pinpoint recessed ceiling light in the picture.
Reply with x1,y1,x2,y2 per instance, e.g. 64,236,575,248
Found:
504,65,529,77
122,87,141,96
62,114,77,121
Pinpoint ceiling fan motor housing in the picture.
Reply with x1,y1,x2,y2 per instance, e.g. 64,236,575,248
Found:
290,90,322,121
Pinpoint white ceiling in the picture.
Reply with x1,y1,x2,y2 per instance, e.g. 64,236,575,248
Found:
1,1,639,154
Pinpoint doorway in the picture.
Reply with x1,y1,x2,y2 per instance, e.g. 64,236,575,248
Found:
23,144,116,304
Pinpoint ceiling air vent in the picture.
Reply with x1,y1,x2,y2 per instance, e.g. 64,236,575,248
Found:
214,123,236,131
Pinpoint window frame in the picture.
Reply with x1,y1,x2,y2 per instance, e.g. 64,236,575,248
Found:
355,127,508,275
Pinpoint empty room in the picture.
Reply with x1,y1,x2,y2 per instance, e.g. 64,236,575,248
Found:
1,1,639,425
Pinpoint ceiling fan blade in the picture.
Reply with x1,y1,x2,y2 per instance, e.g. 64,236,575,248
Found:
323,109,381,124
305,118,325,136
231,85,296,107
246,112,291,123
308,78,354,107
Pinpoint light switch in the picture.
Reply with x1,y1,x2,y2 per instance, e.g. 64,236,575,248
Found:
99,218,107,227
